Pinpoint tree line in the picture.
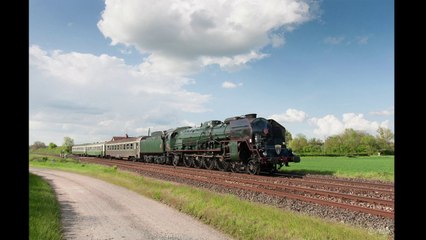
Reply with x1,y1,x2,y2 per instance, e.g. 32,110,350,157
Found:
286,127,394,156
30,137,74,153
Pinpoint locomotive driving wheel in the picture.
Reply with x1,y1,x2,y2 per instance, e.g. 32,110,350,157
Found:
229,162,237,173
172,155,180,166
193,157,203,168
216,159,229,171
183,156,193,167
204,157,215,170
247,159,260,175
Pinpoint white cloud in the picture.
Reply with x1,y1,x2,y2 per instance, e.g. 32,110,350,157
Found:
201,51,269,72
324,36,345,45
97,0,317,71
370,108,394,116
29,45,210,144
222,81,243,89
270,33,286,48
309,113,389,138
356,35,369,45
119,48,132,55
309,114,344,136
268,109,307,123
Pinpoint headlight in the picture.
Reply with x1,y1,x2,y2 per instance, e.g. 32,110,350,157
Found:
255,134,260,143
275,144,282,155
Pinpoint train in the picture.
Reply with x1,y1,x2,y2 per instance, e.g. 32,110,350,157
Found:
71,113,300,174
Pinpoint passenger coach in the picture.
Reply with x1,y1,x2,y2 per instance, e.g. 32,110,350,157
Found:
105,136,142,161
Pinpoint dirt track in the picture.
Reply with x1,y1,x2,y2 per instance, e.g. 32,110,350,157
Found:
30,168,232,240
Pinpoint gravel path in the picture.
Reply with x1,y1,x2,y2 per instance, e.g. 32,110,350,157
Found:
30,168,232,240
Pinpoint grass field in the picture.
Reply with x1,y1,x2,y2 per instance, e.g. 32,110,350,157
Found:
29,172,63,240
281,155,394,182
30,154,390,240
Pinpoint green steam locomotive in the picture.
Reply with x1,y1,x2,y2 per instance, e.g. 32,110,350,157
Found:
72,113,300,174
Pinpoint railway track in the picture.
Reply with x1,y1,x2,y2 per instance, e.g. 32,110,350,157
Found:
77,157,394,219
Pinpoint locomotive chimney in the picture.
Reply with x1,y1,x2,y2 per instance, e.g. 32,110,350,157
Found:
245,113,257,119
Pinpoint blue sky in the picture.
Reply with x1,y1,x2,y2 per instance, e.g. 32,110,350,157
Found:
29,0,394,145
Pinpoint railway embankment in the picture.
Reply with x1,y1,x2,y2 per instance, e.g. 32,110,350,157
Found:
30,154,391,240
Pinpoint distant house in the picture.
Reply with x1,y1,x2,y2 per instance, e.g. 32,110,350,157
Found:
111,134,129,141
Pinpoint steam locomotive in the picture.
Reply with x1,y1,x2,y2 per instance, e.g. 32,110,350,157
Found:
72,113,300,174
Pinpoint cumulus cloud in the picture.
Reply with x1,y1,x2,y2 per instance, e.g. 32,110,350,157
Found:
268,109,307,123
370,108,394,116
309,113,389,138
30,1,320,144
29,45,210,144
97,0,318,71
222,81,243,89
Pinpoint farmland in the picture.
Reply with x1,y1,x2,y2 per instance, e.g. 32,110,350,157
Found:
281,156,394,182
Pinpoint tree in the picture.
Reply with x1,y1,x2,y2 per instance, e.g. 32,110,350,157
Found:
304,138,323,154
30,141,46,151
324,135,343,154
285,130,292,145
360,134,378,155
289,134,308,153
324,129,379,156
376,127,394,154
62,137,74,153
341,129,362,155
48,143,57,149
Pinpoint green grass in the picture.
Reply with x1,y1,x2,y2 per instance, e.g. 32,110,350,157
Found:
282,156,394,182
30,154,390,240
29,173,63,240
